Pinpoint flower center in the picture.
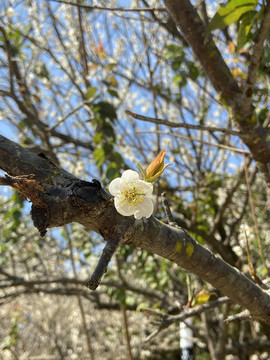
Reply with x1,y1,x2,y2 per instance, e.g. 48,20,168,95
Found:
121,185,144,206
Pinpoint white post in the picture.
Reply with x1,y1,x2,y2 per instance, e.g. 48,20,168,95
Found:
180,318,194,360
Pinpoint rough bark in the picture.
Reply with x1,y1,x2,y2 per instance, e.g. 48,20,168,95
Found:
1,134,270,324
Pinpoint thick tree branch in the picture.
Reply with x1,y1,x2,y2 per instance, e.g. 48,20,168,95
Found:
243,2,270,117
163,0,270,185
0,134,76,183
1,135,270,324
163,0,242,106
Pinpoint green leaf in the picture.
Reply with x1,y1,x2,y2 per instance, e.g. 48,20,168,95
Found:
173,74,183,84
226,0,257,8
34,63,50,79
172,61,182,72
103,142,113,155
209,0,258,31
237,11,257,50
85,86,98,100
104,76,118,88
112,152,123,166
136,161,147,180
257,108,268,125
93,147,105,167
136,302,150,312
173,74,187,87
164,44,185,60
188,62,200,81
125,295,137,307
105,162,119,181
194,289,218,305
92,101,117,122
101,123,115,140
108,89,119,98
105,62,118,69
93,131,103,144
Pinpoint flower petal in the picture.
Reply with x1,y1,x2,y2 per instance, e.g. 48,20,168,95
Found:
109,177,121,196
137,179,153,196
109,169,154,219
134,198,153,219
121,170,140,182
115,196,136,216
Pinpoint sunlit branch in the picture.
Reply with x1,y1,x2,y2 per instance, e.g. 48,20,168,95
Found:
242,141,268,273
225,309,252,323
209,159,253,238
141,296,231,342
161,192,177,227
49,0,166,12
48,102,86,131
137,130,249,154
126,110,241,136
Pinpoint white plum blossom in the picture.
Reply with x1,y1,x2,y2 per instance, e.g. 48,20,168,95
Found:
109,170,153,219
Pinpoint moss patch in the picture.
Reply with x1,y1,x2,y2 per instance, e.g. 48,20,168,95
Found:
175,241,182,253
186,242,194,258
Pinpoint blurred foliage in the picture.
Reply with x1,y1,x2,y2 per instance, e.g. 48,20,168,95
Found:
0,0,269,359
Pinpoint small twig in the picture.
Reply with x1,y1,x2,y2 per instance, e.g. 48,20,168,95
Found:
242,142,268,274
126,110,241,136
49,0,166,12
85,238,121,290
143,328,163,343
201,312,216,359
121,303,133,360
0,26,15,94
242,226,268,289
137,130,250,155
48,102,86,131
140,296,231,342
76,0,91,89
161,192,177,226
209,161,252,238
224,309,251,323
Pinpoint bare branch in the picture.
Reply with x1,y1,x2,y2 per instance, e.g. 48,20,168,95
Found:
141,296,231,339
0,269,166,303
49,0,167,12
85,238,121,290
137,130,249,154
224,309,252,323
126,110,241,136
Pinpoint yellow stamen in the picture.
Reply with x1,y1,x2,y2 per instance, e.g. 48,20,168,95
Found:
121,185,144,206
